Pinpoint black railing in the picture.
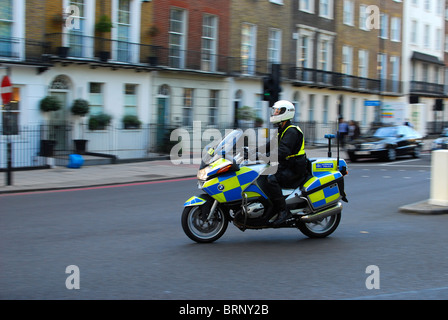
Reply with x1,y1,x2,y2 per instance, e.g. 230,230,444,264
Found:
288,66,384,94
0,37,49,64
410,81,445,96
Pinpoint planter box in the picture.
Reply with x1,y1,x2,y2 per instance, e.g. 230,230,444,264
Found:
57,47,69,58
40,140,56,157
74,139,88,154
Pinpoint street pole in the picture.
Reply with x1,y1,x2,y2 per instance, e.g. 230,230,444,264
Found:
2,67,13,185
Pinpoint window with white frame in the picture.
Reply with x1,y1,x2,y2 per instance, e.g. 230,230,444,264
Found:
319,0,333,19
342,46,353,87
359,5,369,31
422,64,428,82
434,66,440,84
317,33,333,71
124,84,137,116
182,88,194,127
437,0,444,15
89,83,104,115
202,14,217,72
1,87,20,135
350,98,357,121
380,13,388,39
342,45,353,75
424,24,430,48
343,0,354,26
378,53,387,82
358,49,369,78
297,27,315,70
411,20,418,44
318,39,329,70
67,0,85,58
241,23,257,75
300,0,315,13
390,56,400,91
169,8,186,68
300,35,310,68
0,0,13,58
435,28,442,50
209,90,219,126
117,0,131,62
424,0,430,11
322,95,329,124
268,28,281,64
390,17,401,42
308,94,315,121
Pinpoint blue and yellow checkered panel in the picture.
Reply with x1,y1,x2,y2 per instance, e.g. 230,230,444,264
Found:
184,196,207,207
202,167,260,203
303,171,342,210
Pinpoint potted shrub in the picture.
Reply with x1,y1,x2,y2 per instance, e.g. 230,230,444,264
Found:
39,96,62,157
122,115,141,129
88,113,112,130
71,99,90,116
71,99,90,153
40,96,62,112
95,15,113,62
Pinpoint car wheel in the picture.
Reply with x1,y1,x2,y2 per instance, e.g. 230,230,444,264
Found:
412,146,421,158
386,148,396,161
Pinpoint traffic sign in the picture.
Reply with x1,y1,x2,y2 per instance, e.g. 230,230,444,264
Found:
1,75,12,105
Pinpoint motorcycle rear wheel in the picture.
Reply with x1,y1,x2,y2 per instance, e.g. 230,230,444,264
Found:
297,212,341,238
182,205,228,243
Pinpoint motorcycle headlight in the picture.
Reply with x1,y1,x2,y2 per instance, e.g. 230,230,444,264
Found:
197,168,209,181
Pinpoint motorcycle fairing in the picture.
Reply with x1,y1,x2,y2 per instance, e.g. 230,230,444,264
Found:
202,166,261,203
184,196,207,207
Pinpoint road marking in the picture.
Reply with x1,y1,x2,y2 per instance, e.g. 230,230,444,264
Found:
0,177,197,197
347,286,448,300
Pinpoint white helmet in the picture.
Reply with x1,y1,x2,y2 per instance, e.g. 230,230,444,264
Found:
270,100,295,124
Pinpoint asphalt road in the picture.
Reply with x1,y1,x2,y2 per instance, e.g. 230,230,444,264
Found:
1,153,448,301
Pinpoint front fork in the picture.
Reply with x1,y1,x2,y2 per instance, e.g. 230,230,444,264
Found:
207,200,219,221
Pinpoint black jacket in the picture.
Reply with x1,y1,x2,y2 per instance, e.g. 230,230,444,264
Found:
266,121,307,183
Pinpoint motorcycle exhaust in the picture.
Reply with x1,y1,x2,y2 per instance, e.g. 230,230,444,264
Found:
300,201,342,223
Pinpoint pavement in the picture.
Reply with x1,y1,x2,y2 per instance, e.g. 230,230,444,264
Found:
1,142,447,215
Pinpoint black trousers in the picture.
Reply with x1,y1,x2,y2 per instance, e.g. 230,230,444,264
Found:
259,156,308,210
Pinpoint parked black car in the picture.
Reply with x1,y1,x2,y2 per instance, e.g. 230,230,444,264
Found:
346,125,424,162
431,128,448,150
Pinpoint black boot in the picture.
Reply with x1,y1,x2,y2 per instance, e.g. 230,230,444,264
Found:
272,198,291,227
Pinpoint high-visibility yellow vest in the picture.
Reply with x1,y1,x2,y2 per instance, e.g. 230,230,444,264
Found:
279,125,306,158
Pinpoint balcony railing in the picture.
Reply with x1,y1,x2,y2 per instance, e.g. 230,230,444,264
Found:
410,81,445,96
288,66,385,94
44,33,232,74
0,36,49,64
0,34,418,97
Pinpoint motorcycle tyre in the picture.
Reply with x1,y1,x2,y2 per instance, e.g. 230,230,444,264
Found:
297,212,341,238
181,205,229,243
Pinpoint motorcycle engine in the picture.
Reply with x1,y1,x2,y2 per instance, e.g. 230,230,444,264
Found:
246,202,264,218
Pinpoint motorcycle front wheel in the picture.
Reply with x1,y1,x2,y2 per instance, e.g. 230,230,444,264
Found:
297,212,341,238
181,205,228,243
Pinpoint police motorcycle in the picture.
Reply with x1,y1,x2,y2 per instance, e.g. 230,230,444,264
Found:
181,129,348,243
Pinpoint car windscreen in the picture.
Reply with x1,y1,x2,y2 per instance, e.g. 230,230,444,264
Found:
373,127,398,138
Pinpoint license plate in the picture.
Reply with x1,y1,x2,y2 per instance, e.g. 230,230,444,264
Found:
355,151,370,155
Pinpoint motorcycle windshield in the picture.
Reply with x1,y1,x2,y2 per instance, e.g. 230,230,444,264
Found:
201,129,243,168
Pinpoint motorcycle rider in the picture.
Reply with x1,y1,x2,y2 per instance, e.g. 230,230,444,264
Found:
263,100,308,226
